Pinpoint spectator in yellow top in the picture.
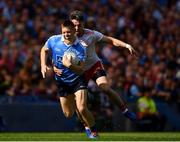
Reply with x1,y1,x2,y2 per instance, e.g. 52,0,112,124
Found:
137,87,165,131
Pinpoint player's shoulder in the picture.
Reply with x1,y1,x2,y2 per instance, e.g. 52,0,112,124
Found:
84,28,102,37
48,34,62,42
84,29,96,35
77,41,86,51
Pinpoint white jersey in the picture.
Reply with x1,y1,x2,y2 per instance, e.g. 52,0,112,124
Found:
79,29,103,70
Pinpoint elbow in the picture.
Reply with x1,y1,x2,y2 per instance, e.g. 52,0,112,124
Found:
77,63,85,74
76,68,84,75
69,65,84,75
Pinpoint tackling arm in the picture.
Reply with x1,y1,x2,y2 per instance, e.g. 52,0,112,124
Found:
101,35,136,55
69,62,85,75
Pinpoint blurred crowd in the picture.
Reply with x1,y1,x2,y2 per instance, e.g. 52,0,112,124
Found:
0,0,179,131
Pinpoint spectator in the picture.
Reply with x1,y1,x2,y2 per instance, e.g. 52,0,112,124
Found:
136,87,166,131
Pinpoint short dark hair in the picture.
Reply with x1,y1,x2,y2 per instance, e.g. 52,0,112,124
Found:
61,20,75,29
70,10,84,22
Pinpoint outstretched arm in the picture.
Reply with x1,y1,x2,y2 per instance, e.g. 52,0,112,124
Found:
101,35,137,55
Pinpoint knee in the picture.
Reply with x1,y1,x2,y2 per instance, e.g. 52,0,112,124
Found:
77,105,86,115
99,83,110,92
63,111,74,118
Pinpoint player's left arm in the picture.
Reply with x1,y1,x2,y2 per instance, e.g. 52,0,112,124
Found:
69,61,85,75
62,55,85,75
53,57,84,76
101,35,137,55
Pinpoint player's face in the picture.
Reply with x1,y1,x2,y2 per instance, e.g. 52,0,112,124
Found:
61,26,75,41
71,19,84,37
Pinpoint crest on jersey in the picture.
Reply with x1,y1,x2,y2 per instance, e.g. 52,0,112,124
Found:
80,40,88,47
56,55,62,63
54,47,61,52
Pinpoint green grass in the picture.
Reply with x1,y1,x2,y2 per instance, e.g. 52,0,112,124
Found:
0,132,180,141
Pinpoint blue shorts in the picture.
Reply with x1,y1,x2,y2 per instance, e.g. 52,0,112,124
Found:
56,77,87,97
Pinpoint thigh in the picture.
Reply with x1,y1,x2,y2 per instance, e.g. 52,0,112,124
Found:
74,89,88,108
96,75,108,86
59,94,76,116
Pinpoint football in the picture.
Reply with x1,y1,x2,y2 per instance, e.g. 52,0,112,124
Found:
63,51,80,65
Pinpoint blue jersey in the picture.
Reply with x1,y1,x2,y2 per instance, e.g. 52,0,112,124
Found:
45,35,86,85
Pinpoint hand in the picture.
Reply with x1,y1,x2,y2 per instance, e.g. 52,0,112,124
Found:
53,66,63,76
126,44,138,58
62,55,72,68
41,64,50,78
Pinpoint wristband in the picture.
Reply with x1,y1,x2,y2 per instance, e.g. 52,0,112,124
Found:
125,44,131,49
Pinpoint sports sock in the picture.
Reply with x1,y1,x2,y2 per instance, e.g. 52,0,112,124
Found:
122,108,128,114
120,103,128,112
90,124,97,133
85,126,90,130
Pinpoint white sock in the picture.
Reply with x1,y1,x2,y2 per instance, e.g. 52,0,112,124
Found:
122,108,128,114
85,126,90,130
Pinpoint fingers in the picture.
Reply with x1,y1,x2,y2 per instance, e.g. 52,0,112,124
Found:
129,49,133,54
41,70,46,78
128,48,133,55
62,55,72,68
69,55,72,61
64,55,72,62
53,66,57,71
46,66,51,70
126,44,133,55
128,46,139,59
53,66,63,76
55,69,62,76
41,66,49,78
132,49,139,59
62,55,67,64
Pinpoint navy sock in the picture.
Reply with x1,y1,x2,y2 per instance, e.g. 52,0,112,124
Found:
90,124,97,133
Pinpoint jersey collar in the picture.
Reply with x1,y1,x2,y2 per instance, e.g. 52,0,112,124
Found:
61,35,79,46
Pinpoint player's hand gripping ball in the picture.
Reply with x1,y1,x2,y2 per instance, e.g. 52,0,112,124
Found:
63,51,80,65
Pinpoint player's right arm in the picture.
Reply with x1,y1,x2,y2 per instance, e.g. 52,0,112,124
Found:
92,29,137,56
101,35,137,55
40,46,49,78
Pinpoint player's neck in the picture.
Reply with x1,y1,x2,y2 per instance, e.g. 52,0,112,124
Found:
64,37,76,45
78,29,85,37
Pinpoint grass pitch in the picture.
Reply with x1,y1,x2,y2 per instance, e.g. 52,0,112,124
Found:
0,132,180,141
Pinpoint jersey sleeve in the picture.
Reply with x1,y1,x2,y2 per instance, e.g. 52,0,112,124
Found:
93,30,104,42
78,46,86,62
44,36,56,50
78,42,87,62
